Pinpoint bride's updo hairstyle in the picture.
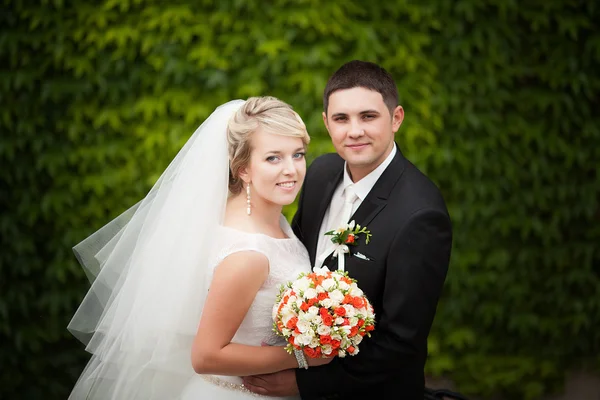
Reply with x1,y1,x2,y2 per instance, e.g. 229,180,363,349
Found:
227,96,310,195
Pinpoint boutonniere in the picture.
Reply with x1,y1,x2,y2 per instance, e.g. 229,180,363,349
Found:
324,220,372,271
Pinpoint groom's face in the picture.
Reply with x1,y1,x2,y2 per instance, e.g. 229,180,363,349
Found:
323,87,403,182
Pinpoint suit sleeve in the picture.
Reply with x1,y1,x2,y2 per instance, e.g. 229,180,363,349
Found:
295,208,453,397
291,181,305,241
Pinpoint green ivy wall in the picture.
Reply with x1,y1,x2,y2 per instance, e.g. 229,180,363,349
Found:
1,1,598,399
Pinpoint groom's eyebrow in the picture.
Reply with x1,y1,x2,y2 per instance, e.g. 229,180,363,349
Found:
360,109,380,115
331,110,380,118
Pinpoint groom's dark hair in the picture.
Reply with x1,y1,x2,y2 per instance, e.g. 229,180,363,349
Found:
323,60,399,115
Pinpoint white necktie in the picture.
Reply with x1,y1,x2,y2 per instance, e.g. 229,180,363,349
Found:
335,185,359,228
315,185,358,269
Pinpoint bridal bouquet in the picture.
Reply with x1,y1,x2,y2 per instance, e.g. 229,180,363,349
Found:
272,266,375,358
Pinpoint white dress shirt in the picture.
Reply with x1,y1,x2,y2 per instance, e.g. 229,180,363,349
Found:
314,145,397,268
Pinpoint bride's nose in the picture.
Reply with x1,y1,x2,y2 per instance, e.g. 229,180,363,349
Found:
281,158,296,176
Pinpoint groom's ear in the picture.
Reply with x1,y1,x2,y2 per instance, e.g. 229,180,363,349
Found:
322,111,329,131
392,106,404,132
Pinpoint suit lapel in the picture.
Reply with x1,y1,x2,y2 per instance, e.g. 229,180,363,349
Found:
321,145,407,270
349,146,406,234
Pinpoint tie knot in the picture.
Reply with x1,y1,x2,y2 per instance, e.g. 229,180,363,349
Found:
343,185,358,204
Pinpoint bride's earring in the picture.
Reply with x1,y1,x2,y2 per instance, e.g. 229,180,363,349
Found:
246,183,251,216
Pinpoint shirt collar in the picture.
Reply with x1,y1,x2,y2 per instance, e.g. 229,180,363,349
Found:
342,145,397,201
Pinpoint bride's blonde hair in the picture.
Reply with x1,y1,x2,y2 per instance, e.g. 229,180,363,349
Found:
227,96,310,195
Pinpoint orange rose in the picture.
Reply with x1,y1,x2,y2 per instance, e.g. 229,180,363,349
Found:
345,234,355,244
347,346,355,354
317,292,329,301
331,339,341,349
304,347,317,358
350,326,359,337
300,302,309,312
352,297,364,308
286,316,298,329
308,298,318,307
366,324,375,332
343,294,353,304
334,307,346,317
322,314,333,326
357,319,365,327
320,335,332,345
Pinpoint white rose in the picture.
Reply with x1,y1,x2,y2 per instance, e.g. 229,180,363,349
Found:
299,311,315,322
313,266,330,275
321,278,336,291
292,277,312,293
343,305,355,318
335,317,345,325
349,346,359,355
313,315,323,326
308,306,319,316
353,334,363,345
296,299,304,309
340,325,352,336
317,324,331,336
310,337,320,348
295,333,312,346
316,286,325,293
338,349,347,358
296,319,311,333
304,288,318,300
338,280,350,291
329,289,344,305
322,344,333,355
348,317,359,327
349,283,363,297
331,333,342,341
282,328,292,337
288,295,297,304
320,298,333,308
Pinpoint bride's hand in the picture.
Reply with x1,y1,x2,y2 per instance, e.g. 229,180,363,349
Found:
307,356,333,367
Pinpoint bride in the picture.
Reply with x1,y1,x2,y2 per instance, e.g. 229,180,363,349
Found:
67,97,329,399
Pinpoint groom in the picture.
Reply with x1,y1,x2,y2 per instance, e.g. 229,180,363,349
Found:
243,60,453,399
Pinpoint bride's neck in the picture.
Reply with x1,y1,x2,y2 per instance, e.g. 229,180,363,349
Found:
225,192,283,233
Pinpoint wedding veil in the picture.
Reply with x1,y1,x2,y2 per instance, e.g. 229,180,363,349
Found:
67,100,246,399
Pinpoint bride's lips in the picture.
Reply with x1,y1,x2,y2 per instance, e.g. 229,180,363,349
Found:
276,181,297,191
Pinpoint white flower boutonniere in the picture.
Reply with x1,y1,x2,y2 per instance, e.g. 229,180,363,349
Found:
324,220,372,271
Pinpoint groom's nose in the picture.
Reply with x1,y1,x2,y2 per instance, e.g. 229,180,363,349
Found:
348,120,365,138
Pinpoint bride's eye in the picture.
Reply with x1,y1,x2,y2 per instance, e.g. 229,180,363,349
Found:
266,155,280,162
292,152,305,159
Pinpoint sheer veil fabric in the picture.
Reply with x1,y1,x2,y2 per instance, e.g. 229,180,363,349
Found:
68,100,246,399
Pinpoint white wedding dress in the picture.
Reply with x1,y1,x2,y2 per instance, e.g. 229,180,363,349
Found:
181,214,309,400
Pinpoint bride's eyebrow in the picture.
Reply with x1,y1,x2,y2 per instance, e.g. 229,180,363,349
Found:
265,147,305,154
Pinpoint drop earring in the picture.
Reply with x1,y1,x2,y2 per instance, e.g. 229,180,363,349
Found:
246,183,251,216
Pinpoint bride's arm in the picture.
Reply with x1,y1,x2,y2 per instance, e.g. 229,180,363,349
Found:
191,251,298,376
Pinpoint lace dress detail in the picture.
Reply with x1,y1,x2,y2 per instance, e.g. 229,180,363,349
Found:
182,215,310,400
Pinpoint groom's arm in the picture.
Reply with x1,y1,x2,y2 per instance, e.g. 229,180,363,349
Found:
295,208,452,397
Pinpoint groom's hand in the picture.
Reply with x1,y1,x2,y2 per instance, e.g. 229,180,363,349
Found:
242,369,299,397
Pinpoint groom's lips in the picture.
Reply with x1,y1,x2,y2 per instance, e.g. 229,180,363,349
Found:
346,143,369,150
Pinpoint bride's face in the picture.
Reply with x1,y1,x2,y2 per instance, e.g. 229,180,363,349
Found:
243,127,306,207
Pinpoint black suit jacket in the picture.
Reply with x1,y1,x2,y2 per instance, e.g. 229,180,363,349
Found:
292,146,453,400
